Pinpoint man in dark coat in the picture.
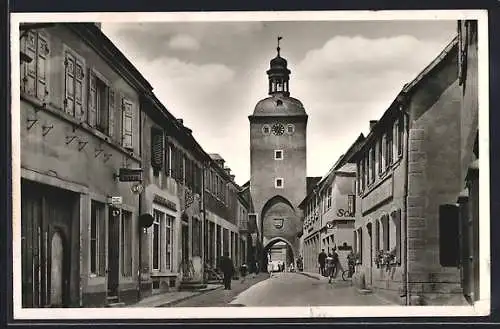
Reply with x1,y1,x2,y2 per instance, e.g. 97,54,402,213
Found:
318,249,327,276
220,252,234,290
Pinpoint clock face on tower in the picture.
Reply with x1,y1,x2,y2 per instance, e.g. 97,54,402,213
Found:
271,123,285,136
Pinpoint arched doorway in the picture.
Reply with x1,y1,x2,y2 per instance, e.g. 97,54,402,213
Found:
262,237,295,272
50,230,65,306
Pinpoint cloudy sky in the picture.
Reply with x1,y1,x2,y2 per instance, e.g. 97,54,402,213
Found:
101,19,456,186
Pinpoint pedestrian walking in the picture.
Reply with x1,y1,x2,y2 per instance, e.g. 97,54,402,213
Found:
220,252,234,290
240,263,248,283
318,249,327,276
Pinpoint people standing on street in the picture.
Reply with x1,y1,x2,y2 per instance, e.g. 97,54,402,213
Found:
318,249,327,276
325,253,335,283
220,252,234,290
331,248,339,278
240,263,248,283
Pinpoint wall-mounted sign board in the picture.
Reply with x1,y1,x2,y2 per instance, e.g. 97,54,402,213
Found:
117,168,143,182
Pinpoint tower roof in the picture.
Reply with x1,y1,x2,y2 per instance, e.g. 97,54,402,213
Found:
251,37,307,118
252,94,307,117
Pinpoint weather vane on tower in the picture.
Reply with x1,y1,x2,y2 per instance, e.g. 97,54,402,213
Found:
277,36,283,56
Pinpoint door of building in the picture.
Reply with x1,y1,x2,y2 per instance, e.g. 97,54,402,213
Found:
107,208,120,297
50,230,64,306
21,181,74,308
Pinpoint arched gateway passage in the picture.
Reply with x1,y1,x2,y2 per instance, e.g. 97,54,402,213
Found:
262,237,295,272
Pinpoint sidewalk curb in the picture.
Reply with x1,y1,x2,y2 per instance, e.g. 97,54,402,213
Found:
157,285,225,308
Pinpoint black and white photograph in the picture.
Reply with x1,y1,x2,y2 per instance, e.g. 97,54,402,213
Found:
10,10,490,319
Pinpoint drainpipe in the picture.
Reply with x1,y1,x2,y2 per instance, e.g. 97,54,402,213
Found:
399,95,411,306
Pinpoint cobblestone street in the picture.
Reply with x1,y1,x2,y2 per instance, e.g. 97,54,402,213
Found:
168,274,269,307
230,272,395,307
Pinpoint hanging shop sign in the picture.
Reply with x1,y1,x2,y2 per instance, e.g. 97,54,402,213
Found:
107,196,123,206
115,168,143,182
139,213,155,228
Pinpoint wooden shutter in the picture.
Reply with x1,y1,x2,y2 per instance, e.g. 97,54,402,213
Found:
36,34,49,101
25,32,37,97
87,69,96,126
165,142,171,176
151,127,164,170
108,89,115,138
64,52,75,115
74,59,84,120
121,98,133,149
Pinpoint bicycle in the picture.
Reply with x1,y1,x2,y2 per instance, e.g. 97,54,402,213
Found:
341,263,355,281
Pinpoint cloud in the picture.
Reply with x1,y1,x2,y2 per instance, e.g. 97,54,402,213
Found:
168,34,200,51
292,34,454,176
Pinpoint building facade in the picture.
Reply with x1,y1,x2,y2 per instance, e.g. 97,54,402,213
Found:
204,155,241,272
456,19,480,304
19,23,151,307
300,135,364,273
248,42,308,270
352,36,476,306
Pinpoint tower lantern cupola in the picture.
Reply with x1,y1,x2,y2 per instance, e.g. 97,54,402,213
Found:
267,36,291,97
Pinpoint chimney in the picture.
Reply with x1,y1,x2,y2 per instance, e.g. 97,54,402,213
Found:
369,120,378,130
224,167,231,176
230,174,235,181
177,119,184,125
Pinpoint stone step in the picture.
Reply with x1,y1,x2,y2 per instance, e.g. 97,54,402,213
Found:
106,302,126,308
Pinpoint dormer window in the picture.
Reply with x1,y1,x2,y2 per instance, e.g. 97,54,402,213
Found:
277,99,283,106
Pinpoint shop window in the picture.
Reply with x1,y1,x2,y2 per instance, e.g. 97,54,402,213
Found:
382,215,390,251
375,220,381,253
391,209,402,263
439,204,460,267
166,214,174,271
90,200,106,277
121,210,133,277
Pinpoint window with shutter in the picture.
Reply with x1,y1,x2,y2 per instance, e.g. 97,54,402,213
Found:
87,70,97,126
22,32,38,97
64,53,75,115
36,35,49,101
108,89,115,139
121,98,133,149
151,127,164,170
165,142,171,176
63,47,86,119
74,60,84,120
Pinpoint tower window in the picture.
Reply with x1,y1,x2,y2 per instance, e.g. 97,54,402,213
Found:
274,150,283,160
276,99,283,106
287,124,295,134
275,178,284,189
262,125,270,135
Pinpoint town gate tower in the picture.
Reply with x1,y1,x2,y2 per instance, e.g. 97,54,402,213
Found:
248,38,308,268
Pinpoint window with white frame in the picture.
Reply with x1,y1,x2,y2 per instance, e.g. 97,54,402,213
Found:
121,210,133,277
20,31,49,102
90,200,106,277
151,208,175,272
165,214,174,271
152,210,162,271
275,178,284,188
274,150,283,160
